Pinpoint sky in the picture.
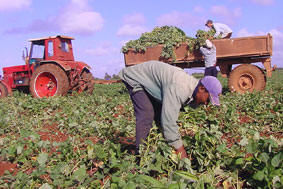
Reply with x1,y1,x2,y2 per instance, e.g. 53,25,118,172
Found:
0,0,282,78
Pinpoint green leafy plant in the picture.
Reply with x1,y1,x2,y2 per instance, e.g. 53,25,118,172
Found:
0,70,282,188
121,26,216,61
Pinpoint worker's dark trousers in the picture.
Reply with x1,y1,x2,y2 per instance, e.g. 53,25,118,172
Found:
204,66,218,77
123,82,162,153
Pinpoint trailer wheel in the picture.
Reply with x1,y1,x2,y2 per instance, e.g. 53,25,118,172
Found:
30,64,69,98
228,64,266,93
0,82,8,98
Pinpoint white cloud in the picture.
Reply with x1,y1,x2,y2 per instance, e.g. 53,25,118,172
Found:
57,0,104,35
117,24,148,37
0,0,32,11
117,13,148,37
85,42,118,56
269,29,283,67
5,0,104,35
123,13,146,25
58,11,104,34
210,6,242,25
156,11,205,29
236,28,265,37
193,6,204,13
250,0,274,5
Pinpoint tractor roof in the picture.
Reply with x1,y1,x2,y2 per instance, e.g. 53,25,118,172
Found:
29,35,74,42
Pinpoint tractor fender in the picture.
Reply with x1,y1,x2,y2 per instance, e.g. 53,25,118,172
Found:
74,61,92,73
39,61,72,71
0,80,12,95
39,61,91,74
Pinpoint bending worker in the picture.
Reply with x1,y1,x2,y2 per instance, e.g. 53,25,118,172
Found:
200,39,218,77
119,61,222,159
205,19,232,39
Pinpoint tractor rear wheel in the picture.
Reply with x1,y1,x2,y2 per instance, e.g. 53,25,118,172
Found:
30,64,69,98
228,64,266,93
0,82,8,98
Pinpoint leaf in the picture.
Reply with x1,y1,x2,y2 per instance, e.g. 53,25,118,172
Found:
37,153,48,167
16,145,23,155
253,131,260,140
259,153,269,163
111,176,122,183
174,170,198,182
239,137,248,146
217,144,228,153
87,145,94,160
271,153,282,168
125,182,136,189
39,183,52,189
253,170,265,181
168,183,181,189
72,165,87,183
247,140,258,153
138,175,165,188
235,158,244,165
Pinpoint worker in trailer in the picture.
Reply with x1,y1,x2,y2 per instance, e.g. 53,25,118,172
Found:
205,19,233,39
200,39,218,77
119,61,222,159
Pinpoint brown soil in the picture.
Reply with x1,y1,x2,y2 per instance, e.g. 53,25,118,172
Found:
221,133,241,148
239,115,252,124
0,161,17,176
38,124,69,143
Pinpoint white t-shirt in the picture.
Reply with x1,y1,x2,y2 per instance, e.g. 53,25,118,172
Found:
213,23,233,38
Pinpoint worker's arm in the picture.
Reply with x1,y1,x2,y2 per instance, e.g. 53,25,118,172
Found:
161,85,184,149
200,46,209,55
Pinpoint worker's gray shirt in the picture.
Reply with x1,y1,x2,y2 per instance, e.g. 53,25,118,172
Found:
119,61,199,149
213,23,233,38
200,45,217,67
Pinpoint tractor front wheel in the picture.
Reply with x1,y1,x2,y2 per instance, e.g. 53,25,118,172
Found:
0,82,8,98
228,64,266,93
30,64,69,98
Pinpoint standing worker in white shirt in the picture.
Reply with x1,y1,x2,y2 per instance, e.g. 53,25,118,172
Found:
200,39,218,77
205,20,233,39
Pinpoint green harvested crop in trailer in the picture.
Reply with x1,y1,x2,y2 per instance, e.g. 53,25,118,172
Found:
121,26,216,60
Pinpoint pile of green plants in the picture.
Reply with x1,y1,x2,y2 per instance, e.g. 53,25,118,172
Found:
121,26,216,60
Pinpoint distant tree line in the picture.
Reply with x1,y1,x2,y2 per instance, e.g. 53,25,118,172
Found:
103,73,120,80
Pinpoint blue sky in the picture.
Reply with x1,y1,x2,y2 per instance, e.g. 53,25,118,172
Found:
0,0,282,78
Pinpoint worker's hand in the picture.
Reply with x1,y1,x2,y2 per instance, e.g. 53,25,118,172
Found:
175,145,188,160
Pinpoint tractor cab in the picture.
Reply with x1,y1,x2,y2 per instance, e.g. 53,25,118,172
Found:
27,35,75,65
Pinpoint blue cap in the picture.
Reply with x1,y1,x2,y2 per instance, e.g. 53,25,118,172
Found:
200,76,222,106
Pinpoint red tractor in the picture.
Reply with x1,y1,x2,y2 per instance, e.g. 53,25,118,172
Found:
0,35,95,98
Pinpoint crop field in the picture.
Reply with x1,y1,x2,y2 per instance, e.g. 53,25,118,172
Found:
0,69,282,188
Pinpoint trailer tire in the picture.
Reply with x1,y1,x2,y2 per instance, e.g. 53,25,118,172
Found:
228,64,266,93
0,82,8,98
30,64,69,98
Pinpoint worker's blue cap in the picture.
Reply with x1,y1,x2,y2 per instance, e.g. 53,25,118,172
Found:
200,76,222,106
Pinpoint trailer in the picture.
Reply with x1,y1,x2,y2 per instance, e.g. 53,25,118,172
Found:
123,34,274,93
